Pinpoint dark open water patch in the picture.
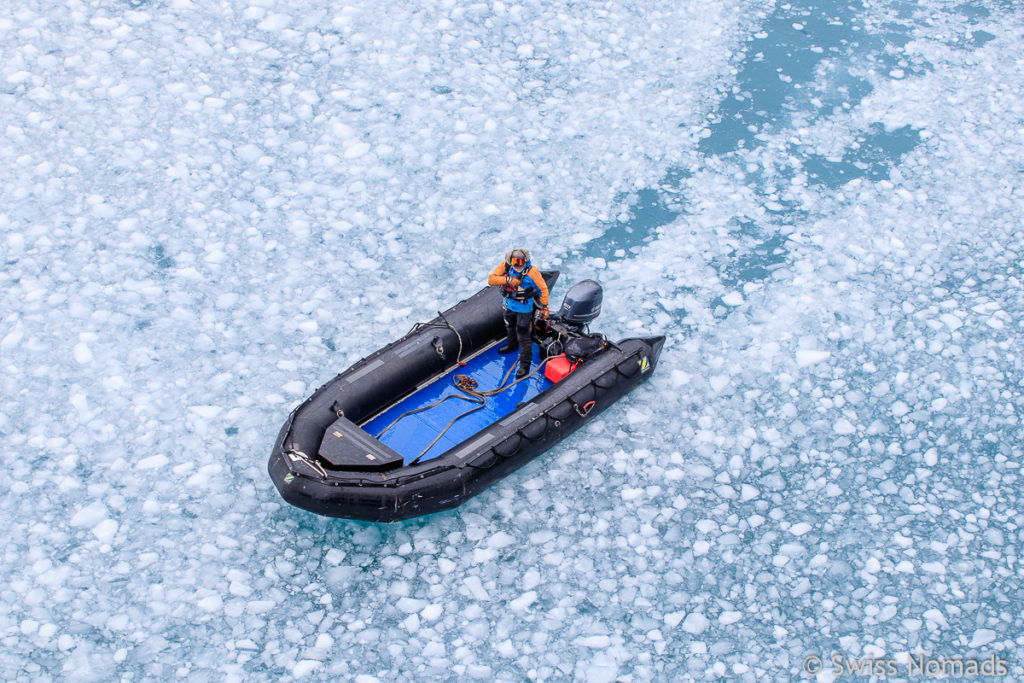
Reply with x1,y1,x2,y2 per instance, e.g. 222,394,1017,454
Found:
716,225,792,288
970,30,995,46
802,123,921,187
699,0,884,157
149,244,175,271
575,188,682,263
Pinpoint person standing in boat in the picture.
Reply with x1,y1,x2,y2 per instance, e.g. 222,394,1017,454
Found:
488,248,550,379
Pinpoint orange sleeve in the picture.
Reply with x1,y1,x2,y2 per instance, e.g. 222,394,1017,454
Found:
487,262,508,287
528,267,549,306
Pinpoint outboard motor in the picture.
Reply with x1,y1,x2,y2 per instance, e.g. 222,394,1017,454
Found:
536,279,604,362
538,279,607,378
557,279,603,327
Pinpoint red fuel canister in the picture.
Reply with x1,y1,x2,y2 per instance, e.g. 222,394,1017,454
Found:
544,356,578,383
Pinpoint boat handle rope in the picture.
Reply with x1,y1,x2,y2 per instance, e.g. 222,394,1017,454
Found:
574,400,596,417
437,311,467,367
403,313,467,367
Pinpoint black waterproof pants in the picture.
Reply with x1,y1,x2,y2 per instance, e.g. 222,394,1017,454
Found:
503,309,534,370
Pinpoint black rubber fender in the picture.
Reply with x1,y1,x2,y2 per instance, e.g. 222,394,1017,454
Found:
493,433,523,458
616,358,642,378
595,370,619,389
520,416,548,441
547,400,575,421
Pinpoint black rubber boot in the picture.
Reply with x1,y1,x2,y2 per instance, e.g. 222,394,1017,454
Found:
497,342,519,355
516,341,532,378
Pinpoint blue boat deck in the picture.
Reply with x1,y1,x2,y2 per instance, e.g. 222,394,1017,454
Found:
361,343,553,464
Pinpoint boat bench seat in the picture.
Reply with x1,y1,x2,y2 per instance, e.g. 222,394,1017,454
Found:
318,416,404,472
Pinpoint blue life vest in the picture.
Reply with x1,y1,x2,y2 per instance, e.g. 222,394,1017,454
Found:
503,264,541,314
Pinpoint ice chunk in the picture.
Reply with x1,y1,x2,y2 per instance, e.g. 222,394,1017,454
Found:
626,408,650,424
832,419,856,435
721,291,744,306
740,484,759,501
576,634,611,648
73,341,93,364
487,531,515,549
796,350,830,367
510,591,537,613
345,142,371,159
283,381,306,395
257,13,292,32
968,629,996,648
939,313,962,330
92,519,118,544
70,502,108,528
189,405,222,418
1,324,23,351
396,597,426,614
983,529,1004,546
136,454,169,470
463,576,489,601
621,487,644,501
229,581,252,598
197,594,223,612
235,143,263,163
681,613,709,634
293,661,322,678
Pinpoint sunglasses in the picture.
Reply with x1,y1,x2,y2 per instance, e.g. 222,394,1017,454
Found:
510,257,526,267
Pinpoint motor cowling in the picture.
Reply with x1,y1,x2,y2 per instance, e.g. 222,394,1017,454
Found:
558,279,603,324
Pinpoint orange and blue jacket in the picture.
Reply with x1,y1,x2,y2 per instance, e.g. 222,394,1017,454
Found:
488,261,549,313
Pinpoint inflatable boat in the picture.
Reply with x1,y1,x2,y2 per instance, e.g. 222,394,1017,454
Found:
268,271,664,522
